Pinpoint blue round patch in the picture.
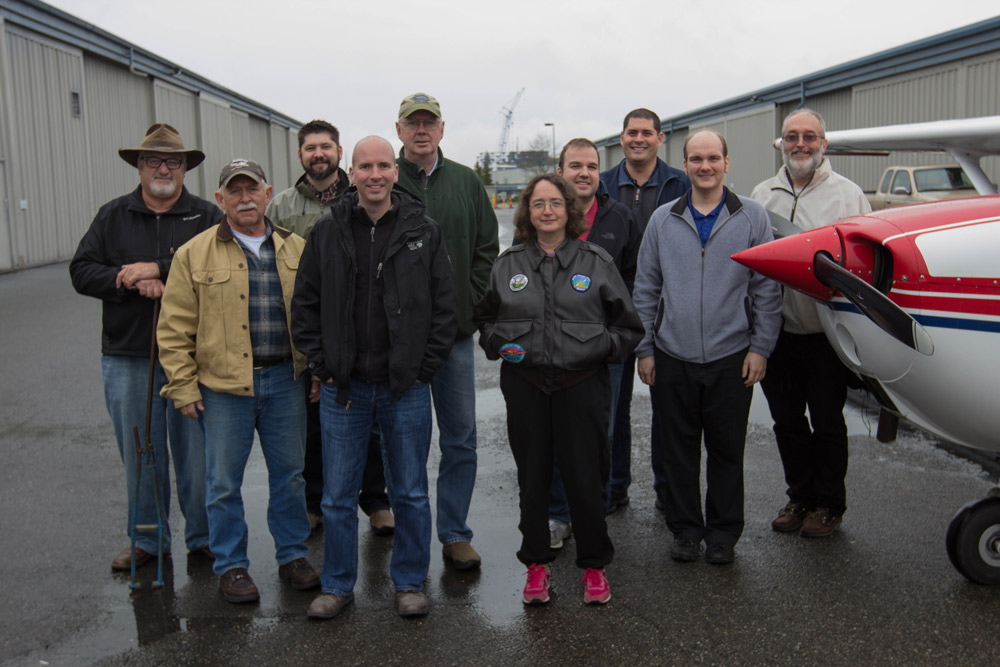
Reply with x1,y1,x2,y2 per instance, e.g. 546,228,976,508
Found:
499,343,526,363
509,274,528,291
571,274,592,291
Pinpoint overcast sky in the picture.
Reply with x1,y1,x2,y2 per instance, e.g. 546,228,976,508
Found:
46,0,999,170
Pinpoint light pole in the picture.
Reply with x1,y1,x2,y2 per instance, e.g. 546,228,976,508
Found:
544,122,556,169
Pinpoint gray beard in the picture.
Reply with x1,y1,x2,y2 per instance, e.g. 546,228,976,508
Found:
149,178,177,198
782,150,822,182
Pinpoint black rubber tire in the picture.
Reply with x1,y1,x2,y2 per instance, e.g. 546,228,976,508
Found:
952,498,1000,585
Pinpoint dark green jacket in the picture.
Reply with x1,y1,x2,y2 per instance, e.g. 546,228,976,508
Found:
265,168,349,237
397,148,499,337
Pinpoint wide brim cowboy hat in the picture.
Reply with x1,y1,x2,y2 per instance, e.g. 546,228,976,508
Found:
118,123,206,170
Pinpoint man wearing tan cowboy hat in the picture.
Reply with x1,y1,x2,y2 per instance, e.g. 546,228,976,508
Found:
70,123,222,573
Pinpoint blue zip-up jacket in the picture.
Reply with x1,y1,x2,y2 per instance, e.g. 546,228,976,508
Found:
633,189,781,364
598,158,690,229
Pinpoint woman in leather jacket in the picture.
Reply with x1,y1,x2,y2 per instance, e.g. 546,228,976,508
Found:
476,174,643,606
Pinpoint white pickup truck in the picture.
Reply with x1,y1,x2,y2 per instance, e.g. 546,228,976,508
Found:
866,165,977,210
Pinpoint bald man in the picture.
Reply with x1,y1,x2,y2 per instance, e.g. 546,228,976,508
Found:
292,136,458,619
633,130,781,566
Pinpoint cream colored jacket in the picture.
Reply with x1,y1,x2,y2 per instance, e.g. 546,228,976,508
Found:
157,220,306,408
751,159,871,334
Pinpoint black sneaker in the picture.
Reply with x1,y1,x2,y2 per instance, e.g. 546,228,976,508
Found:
606,492,630,515
705,542,735,565
670,539,702,562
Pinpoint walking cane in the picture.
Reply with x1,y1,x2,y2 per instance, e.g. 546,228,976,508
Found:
129,298,166,590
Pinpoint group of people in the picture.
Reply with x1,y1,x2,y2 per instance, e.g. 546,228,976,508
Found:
71,95,869,617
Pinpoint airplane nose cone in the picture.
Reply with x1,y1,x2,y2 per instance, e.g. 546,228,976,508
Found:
731,225,844,300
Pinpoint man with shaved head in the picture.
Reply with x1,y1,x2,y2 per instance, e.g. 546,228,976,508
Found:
633,130,781,566
292,136,458,619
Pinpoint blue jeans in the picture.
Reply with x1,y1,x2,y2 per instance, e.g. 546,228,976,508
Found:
319,380,432,595
102,355,208,554
549,363,622,523
199,363,309,576
430,335,477,545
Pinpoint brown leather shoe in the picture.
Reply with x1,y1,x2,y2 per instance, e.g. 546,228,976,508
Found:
111,547,153,572
800,508,843,538
771,502,809,533
278,557,320,590
442,542,481,570
219,567,260,603
308,512,323,533
307,593,354,619
188,546,215,560
370,509,395,536
396,590,428,617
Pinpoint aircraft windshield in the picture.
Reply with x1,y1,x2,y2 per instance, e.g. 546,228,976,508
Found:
914,167,973,191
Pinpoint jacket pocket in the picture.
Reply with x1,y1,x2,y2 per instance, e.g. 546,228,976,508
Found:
560,320,609,371
192,269,231,313
490,318,532,363
191,269,231,378
653,298,665,334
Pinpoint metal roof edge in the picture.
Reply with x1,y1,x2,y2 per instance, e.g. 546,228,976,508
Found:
595,15,1000,148
0,0,302,129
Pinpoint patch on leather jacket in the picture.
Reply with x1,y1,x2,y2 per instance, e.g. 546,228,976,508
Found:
509,274,528,291
499,343,526,363
571,274,592,291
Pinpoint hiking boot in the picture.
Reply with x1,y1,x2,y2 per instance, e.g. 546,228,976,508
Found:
582,568,611,604
549,520,572,549
219,567,259,603
523,563,550,605
670,539,702,562
396,590,429,617
771,502,809,533
442,542,481,570
307,593,353,619
278,557,320,590
111,547,153,572
800,508,842,538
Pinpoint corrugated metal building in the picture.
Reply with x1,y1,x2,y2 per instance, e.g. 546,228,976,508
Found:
597,16,1000,199
0,0,302,272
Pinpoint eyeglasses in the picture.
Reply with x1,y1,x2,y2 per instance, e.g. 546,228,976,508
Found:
782,132,823,145
141,156,186,170
530,200,565,212
401,119,441,131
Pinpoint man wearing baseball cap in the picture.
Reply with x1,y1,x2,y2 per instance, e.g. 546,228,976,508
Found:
395,93,499,570
70,123,220,573
158,159,318,603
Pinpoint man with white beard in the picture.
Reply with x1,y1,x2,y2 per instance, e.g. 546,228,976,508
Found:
750,109,870,539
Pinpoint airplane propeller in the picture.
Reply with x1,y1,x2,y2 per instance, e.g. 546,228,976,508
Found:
812,252,934,356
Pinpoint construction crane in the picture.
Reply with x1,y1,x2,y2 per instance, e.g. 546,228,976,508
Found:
497,88,524,154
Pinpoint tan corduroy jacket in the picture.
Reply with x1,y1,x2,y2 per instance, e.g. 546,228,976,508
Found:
157,219,306,409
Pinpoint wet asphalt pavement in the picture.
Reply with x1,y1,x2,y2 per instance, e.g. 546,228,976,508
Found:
2,210,1000,665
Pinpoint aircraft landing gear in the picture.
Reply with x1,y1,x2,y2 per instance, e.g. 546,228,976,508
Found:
947,495,1000,584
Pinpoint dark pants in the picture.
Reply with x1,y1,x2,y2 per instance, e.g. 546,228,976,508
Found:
761,332,849,515
652,347,752,547
501,364,614,569
614,354,667,503
303,382,389,517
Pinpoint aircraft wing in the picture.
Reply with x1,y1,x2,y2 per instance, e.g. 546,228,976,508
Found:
821,116,1000,195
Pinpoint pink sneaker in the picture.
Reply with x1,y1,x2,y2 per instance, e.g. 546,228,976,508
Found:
523,563,550,605
582,568,611,604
